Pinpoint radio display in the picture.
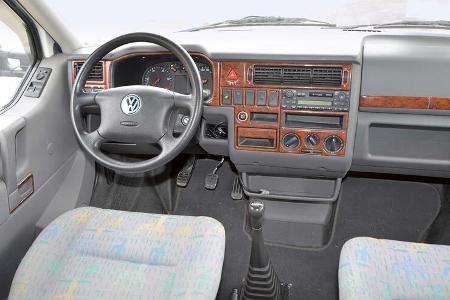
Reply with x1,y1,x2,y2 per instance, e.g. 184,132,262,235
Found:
297,100,332,106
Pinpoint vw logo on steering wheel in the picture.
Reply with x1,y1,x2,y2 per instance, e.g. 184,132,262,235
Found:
121,94,142,115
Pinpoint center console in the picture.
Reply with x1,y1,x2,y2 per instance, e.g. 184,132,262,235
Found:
208,62,352,158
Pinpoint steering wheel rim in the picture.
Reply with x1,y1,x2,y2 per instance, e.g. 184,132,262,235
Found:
70,32,203,173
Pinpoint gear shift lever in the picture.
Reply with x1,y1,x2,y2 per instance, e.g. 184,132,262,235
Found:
239,199,290,300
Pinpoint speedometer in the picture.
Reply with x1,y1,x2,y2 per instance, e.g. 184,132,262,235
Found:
142,64,173,90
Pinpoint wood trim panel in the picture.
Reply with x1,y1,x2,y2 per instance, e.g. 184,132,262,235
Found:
360,96,450,110
279,128,347,156
219,62,352,91
10,174,34,213
234,106,280,129
430,97,450,110
236,127,278,151
71,60,112,89
359,96,430,109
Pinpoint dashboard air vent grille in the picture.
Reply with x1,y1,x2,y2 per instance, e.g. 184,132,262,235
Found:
254,65,343,87
253,66,282,84
73,61,104,81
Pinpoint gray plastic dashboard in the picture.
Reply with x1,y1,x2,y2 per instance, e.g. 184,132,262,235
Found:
70,27,450,178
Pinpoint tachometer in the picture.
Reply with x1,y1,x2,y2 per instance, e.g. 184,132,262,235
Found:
142,64,173,90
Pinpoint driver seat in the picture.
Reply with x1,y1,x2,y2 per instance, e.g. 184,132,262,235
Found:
8,207,225,299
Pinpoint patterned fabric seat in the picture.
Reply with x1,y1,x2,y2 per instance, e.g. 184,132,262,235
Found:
9,207,225,300
339,237,450,300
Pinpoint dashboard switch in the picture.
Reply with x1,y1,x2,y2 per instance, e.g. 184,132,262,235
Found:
222,89,232,105
246,90,255,106
257,90,267,106
227,69,238,81
234,89,243,105
268,90,279,107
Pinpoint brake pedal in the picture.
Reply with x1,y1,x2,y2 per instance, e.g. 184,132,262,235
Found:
176,156,196,187
205,157,225,190
231,176,243,200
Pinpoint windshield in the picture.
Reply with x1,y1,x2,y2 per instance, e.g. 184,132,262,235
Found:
44,0,450,46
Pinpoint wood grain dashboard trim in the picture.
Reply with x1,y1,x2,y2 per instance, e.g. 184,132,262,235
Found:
71,60,112,89
360,96,450,110
218,62,352,92
359,96,430,109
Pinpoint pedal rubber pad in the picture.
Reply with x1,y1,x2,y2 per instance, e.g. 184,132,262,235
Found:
231,176,243,200
205,173,219,190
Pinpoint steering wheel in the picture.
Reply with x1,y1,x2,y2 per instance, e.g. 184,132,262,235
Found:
70,33,203,173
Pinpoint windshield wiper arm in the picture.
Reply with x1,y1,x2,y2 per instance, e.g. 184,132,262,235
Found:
182,16,336,32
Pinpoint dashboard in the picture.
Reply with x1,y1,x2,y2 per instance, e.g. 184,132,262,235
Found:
70,29,450,180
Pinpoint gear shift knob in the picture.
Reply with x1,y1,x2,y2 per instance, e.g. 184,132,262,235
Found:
248,200,265,230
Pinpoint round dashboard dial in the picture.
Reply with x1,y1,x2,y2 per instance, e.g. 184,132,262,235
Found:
142,65,173,90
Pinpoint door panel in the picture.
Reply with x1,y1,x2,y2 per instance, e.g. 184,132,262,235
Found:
0,55,95,297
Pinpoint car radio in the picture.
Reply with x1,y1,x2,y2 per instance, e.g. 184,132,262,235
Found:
281,89,350,111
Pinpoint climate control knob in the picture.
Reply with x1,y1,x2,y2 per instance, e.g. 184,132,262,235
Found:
282,133,301,150
305,134,320,148
324,135,344,154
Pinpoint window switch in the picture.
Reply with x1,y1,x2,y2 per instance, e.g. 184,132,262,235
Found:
24,67,52,98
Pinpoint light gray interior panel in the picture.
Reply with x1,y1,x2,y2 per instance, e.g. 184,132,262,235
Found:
362,35,450,97
0,55,95,297
353,112,450,176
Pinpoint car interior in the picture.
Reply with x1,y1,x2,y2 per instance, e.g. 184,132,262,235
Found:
0,0,450,299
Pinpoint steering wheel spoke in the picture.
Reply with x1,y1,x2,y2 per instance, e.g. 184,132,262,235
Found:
81,130,104,150
76,91,97,107
173,92,195,112
157,132,178,155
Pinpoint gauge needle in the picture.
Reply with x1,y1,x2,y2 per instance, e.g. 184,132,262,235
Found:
152,78,161,86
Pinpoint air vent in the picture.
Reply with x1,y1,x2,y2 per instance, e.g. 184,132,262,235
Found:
253,66,282,84
73,61,104,82
254,65,343,87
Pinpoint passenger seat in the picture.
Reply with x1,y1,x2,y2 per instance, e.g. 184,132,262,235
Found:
339,237,450,299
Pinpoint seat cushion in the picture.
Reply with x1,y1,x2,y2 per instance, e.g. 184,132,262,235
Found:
9,207,225,300
339,237,450,300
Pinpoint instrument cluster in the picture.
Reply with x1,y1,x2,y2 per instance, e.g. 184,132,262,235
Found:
113,55,214,102
142,60,213,101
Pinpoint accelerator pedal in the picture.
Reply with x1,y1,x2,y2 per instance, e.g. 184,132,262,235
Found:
231,176,243,200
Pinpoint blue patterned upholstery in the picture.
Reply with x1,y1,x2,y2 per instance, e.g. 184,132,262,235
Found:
9,207,225,299
339,237,450,300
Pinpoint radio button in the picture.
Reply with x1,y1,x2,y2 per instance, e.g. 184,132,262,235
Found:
283,90,295,98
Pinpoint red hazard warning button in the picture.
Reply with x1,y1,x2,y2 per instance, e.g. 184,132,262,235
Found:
227,69,238,81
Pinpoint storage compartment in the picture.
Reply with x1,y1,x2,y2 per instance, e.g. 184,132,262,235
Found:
237,128,277,149
284,113,343,130
241,174,341,202
250,112,278,123
369,124,450,160
261,200,333,247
